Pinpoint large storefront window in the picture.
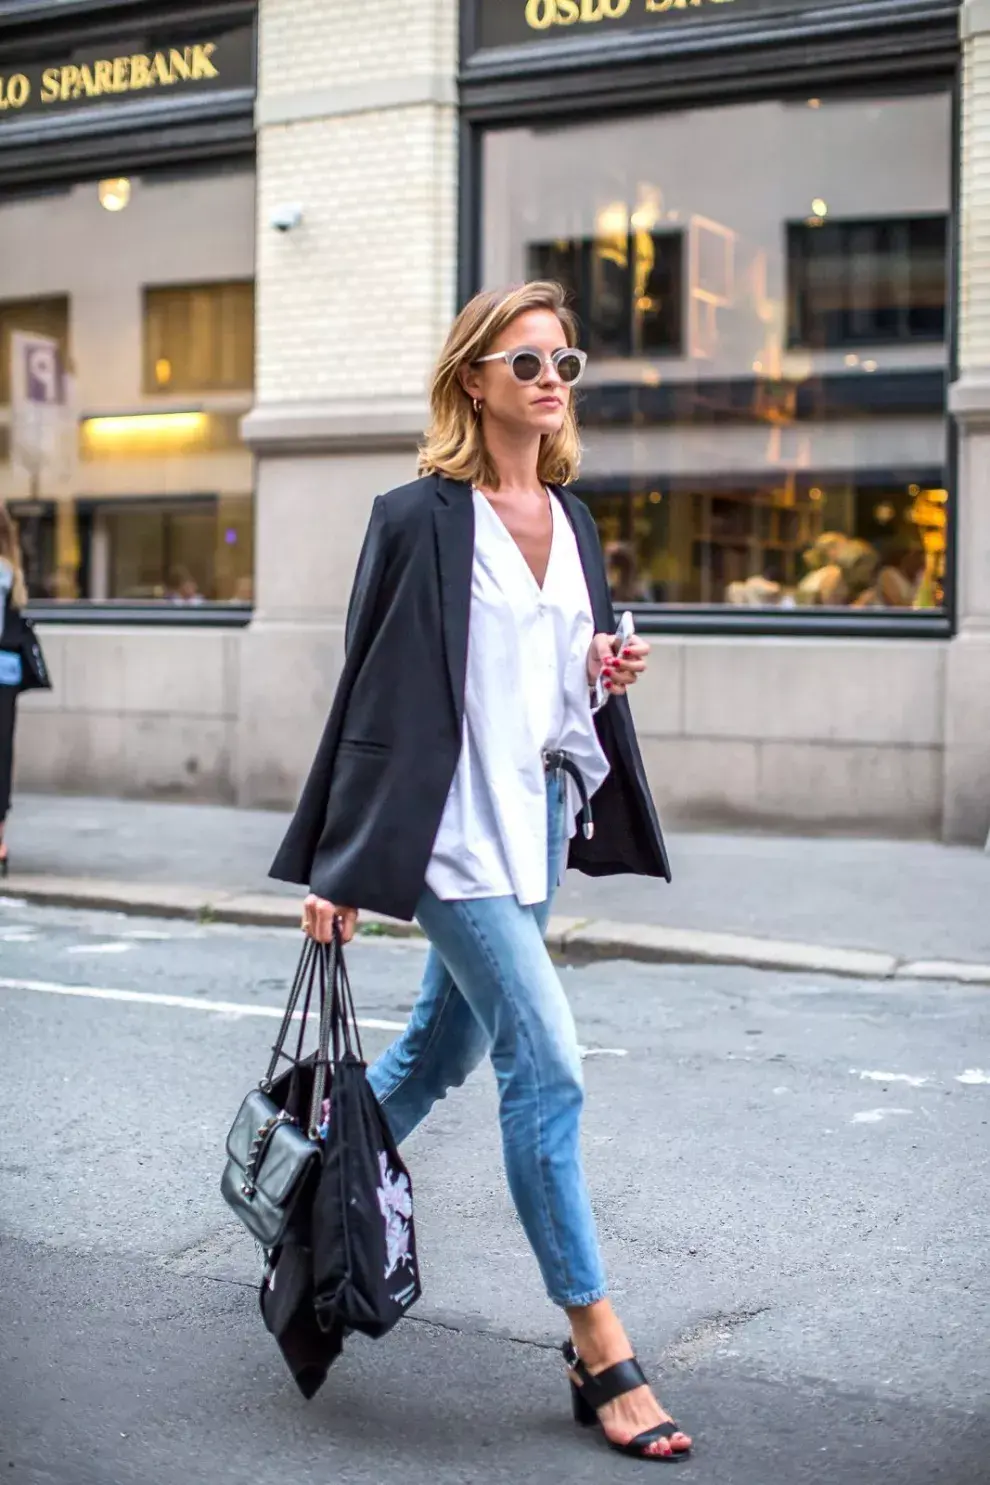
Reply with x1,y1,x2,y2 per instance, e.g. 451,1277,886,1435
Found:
0,162,255,605
482,90,951,612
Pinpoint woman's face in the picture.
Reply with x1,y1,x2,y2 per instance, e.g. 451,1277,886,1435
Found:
462,309,573,439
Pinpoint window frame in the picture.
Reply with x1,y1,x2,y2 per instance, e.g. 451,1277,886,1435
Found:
460,4,960,638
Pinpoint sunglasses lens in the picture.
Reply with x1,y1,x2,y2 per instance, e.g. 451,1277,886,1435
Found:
510,352,543,383
556,352,584,384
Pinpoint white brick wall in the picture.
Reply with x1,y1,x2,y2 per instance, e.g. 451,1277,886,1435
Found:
259,0,457,96
255,0,459,402
960,20,990,369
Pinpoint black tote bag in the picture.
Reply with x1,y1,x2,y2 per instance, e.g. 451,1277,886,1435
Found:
311,934,421,1339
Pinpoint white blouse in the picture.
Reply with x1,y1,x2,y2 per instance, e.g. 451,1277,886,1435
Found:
425,488,610,906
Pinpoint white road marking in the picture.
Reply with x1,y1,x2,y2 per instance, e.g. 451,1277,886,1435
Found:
851,1069,929,1087
0,975,629,1056
956,1068,990,1085
0,976,406,1032
119,929,174,941
65,942,134,955
852,1108,913,1124
0,929,36,943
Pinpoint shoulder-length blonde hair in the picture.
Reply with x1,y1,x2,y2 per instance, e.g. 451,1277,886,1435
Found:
419,281,582,490
0,503,27,609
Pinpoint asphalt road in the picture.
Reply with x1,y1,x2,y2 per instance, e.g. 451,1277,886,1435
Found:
1,896,989,1485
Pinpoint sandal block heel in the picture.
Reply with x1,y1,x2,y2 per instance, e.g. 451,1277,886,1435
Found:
563,1339,692,1463
570,1380,598,1427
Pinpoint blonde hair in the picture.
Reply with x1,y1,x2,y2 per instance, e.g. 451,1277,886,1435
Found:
0,503,27,609
419,281,582,490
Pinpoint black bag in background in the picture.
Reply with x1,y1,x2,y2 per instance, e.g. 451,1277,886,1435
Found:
311,936,421,1339
0,609,52,693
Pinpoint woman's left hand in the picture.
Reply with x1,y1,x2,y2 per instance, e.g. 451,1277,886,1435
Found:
587,632,651,696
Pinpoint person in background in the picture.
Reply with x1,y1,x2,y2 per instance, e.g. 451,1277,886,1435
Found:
853,537,929,609
0,503,28,878
603,540,652,602
167,566,205,605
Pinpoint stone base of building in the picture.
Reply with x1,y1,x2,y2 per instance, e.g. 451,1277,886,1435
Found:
20,622,985,844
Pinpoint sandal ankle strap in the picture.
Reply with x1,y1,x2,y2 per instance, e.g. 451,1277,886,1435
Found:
562,1341,649,1410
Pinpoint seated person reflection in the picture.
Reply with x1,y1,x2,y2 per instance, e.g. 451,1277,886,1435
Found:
167,567,205,606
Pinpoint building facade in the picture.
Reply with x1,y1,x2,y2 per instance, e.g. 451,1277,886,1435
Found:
3,0,989,843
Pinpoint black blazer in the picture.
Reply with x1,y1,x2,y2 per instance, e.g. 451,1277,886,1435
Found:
270,473,671,920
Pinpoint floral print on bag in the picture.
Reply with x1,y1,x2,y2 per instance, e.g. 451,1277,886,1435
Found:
377,1150,415,1280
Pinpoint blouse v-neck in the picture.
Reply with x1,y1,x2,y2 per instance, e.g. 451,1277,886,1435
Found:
473,486,557,593
425,485,610,907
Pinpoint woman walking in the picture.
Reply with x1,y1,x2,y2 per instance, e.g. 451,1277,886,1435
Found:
0,503,27,877
271,281,691,1462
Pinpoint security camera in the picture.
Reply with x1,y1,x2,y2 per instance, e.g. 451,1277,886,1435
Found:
270,203,303,233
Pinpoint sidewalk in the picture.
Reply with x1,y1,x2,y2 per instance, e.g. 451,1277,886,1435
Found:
5,792,990,982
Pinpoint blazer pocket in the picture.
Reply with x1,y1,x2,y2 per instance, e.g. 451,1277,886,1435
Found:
338,737,391,757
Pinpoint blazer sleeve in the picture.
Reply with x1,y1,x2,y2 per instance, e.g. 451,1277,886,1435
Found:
268,497,390,887
345,496,389,657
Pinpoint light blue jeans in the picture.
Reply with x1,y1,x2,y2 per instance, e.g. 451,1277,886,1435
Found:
367,770,607,1308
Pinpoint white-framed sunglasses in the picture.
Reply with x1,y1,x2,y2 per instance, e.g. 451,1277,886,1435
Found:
473,345,588,387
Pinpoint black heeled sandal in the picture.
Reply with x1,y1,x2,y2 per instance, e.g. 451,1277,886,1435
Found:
563,1340,691,1462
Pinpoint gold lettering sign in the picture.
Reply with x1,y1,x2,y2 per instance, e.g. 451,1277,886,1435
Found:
0,73,30,111
526,0,733,27
2,40,222,116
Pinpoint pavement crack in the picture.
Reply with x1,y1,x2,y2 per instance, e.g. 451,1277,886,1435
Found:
407,1312,560,1352
663,1303,771,1369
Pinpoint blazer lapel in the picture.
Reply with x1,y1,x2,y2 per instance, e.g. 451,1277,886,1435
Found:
433,475,475,727
554,486,615,633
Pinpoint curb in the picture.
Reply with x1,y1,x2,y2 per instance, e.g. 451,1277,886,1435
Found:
3,873,990,987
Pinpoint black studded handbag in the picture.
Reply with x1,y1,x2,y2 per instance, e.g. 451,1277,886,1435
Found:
221,939,333,1250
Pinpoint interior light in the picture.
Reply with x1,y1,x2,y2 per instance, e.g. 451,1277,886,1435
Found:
811,198,828,217
155,358,172,387
908,484,921,496
98,177,131,212
83,412,207,436
807,98,822,109
648,491,662,505
844,353,860,367
862,359,878,373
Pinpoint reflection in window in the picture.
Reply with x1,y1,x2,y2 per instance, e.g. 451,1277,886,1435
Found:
581,476,946,609
0,165,256,605
144,280,255,394
483,90,951,611
0,296,70,403
788,217,947,348
529,232,683,356
8,492,253,603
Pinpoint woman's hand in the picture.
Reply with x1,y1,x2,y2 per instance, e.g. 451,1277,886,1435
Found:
301,895,359,944
587,632,651,697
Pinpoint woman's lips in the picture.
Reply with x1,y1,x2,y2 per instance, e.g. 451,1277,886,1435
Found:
533,396,563,408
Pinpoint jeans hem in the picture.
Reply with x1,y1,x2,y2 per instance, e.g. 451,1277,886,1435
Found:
550,1284,608,1309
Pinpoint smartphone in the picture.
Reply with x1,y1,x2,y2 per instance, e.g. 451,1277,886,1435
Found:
613,609,636,655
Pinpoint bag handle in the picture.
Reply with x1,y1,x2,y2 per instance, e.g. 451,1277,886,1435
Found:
259,937,318,1092
306,939,337,1138
331,930,364,1065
